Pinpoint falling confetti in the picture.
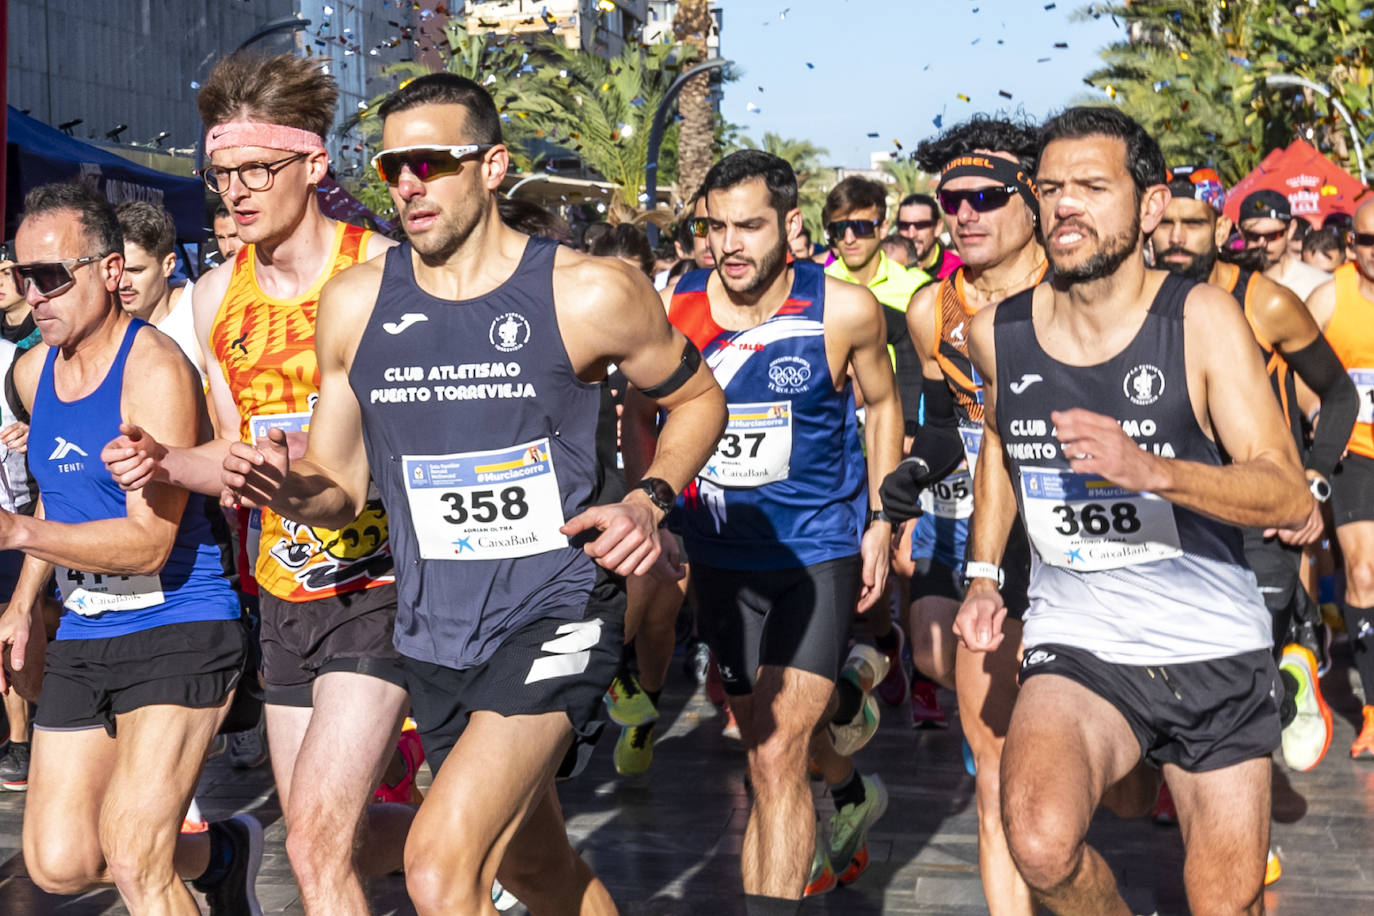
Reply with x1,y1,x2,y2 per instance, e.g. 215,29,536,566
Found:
1054,42,1068,48
893,139,903,151
806,62,815,69
999,90,1013,99
867,132,880,137
746,102,762,113
956,93,971,102
933,114,943,129
1105,85,1116,98
1037,57,1051,63
1044,2,1056,8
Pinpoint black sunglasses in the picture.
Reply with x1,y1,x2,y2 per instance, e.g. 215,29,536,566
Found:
896,219,937,232
826,219,881,240
938,186,1020,215
1350,231,1374,248
371,144,493,185
12,255,103,298
1239,227,1286,245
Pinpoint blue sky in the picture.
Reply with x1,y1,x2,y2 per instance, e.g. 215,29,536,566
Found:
717,0,1126,167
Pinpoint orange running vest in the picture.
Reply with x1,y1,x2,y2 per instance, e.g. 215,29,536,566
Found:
1327,262,1374,460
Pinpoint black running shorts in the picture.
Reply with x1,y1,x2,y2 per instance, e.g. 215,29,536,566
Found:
1018,642,1282,773
693,555,860,696
1332,452,1374,527
403,571,626,780
36,619,246,737
259,583,406,706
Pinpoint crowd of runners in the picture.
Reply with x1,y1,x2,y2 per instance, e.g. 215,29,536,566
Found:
0,49,1371,916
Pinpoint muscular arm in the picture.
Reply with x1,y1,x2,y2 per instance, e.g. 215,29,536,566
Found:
830,280,903,509
965,306,1019,571
904,283,965,472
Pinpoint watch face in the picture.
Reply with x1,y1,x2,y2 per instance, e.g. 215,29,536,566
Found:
643,478,675,509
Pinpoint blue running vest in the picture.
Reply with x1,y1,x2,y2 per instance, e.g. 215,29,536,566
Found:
349,238,603,668
30,319,238,639
669,262,867,570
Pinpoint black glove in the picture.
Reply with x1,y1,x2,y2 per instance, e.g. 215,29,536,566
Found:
879,456,936,523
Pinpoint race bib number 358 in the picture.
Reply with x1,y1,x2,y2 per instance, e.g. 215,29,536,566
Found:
1020,467,1181,571
403,438,567,561
699,401,793,488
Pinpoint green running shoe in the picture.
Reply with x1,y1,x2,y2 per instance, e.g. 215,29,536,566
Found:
829,773,889,884
603,672,658,727
614,721,655,776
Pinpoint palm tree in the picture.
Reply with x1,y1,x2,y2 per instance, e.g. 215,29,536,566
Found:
674,0,716,201
879,157,935,203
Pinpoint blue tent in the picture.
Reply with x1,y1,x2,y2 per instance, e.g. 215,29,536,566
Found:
6,106,204,241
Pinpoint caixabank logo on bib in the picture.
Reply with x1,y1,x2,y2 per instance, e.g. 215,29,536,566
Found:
767,356,812,395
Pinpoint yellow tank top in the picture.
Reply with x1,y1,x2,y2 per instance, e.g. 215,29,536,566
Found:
1327,262,1374,460
209,222,394,601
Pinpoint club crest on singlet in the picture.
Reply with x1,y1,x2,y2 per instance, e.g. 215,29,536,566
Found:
489,312,531,352
766,355,812,394
1123,364,1165,406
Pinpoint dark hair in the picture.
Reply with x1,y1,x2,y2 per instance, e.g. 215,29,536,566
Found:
498,197,570,242
797,226,812,244
115,201,176,260
581,222,611,251
22,182,122,257
1037,106,1166,198
198,52,337,138
213,204,231,220
590,223,655,277
1303,226,1343,257
898,193,939,218
914,114,1040,175
1291,218,1313,242
823,176,888,224
701,150,798,216
378,73,502,146
881,234,919,264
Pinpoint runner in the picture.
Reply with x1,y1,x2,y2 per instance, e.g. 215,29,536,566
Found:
896,192,963,279
879,114,1043,915
0,181,258,914
1236,190,1331,301
960,106,1311,914
625,149,902,908
100,52,413,914
1302,196,1374,758
114,202,205,381
212,205,243,263
1150,165,1357,774
221,72,725,913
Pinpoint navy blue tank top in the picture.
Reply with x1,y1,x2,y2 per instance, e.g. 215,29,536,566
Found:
349,238,604,668
30,319,239,639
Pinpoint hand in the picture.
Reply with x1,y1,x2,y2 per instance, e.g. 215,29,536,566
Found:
953,581,1008,653
644,528,686,582
560,496,662,577
879,457,934,523
1268,472,1324,545
101,423,168,491
221,427,290,510
0,604,45,701
1052,408,1165,492
856,521,892,613
0,421,28,454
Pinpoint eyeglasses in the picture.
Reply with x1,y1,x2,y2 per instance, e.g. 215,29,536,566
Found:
1350,231,1374,248
203,152,307,193
938,186,1020,215
896,219,937,232
826,219,881,240
12,255,104,298
1239,227,1286,245
688,217,710,238
371,144,492,185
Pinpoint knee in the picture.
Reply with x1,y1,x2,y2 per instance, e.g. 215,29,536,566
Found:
283,803,356,881
1001,804,1085,894
25,835,104,896
748,733,806,792
404,847,486,915
1347,560,1374,603
98,821,175,896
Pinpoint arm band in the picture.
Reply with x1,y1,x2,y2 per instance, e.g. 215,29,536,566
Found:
1285,334,1358,478
639,338,703,400
908,376,966,480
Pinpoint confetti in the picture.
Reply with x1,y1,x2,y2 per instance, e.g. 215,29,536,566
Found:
1105,85,1116,98
893,139,903,151
867,132,880,137
746,102,761,113
971,38,980,45
806,62,815,69
1054,42,1068,48
999,90,1013,99
1044,2,1056,8
189,80,200,89
956,93,971,102
1037,57,1051,63
933,114,943,129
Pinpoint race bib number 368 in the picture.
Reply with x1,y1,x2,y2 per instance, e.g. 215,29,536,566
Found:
1020,467,1181,571
403,438,566,561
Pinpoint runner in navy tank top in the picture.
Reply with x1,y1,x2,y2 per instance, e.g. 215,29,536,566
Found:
956,108,1313,915
0,183,257,913
220,74,725,914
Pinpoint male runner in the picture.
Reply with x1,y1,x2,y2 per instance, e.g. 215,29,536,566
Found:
879,114,1044,916
628,150,902,909
212,205,243,262
1149,165,1357,773
789,226,815,261
222,72,725,914
114,202,204,381
896,192,962,279
1302,196,1374,758
0,248,42,350
1237,190,1331,301
100,52,413,914
959,106,1311,914
0,182,258,914
1302,226,1345,272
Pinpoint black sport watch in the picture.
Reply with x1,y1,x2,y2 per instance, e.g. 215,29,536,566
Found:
636,477,676,518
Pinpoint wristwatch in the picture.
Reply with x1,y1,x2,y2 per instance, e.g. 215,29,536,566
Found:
1309,474,1332,503
868,509,892,525
636,477,676,520
962,561,1004,588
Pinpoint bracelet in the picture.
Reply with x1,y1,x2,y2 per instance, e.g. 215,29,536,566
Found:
963,561,1004,587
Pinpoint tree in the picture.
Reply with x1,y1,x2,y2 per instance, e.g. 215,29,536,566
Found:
674,0,717,201
879,158,935,203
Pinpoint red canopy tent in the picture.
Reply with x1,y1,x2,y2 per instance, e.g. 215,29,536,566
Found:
1223,139,1370,227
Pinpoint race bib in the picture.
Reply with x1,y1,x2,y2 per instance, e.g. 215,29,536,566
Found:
699,401,793,487
919,469,973,519
960,424,984,478
1351,369,1374,425
1019,467,1181,571
58,566,165,616
249,411,311,441
403,438,566,561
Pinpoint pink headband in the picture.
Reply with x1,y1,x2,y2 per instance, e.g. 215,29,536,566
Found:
205,121,326,155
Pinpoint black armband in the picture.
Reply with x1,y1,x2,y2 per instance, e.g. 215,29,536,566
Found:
639,338,702,399
1285,334,1358,479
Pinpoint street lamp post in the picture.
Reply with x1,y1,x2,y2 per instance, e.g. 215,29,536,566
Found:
1264,73,1367,184
643,57,732,246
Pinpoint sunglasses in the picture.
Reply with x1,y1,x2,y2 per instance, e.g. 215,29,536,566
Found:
1351,231,1374,248
826,219,881,240
1239,227,1286,245
938,186,1020,215
12,255,103,298
688,217,710,238
203,152,307,194
896,219,937,232
371,144,493,185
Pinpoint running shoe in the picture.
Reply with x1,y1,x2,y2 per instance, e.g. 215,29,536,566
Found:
961,736,977,777
1150,782,1177,826
0,741,29,791
829,645,889,757
228,714,269,769
705,656,727,706
615,722,655,776
1352,705,1374,760
803,843,836,896
1265,847,1281,886
829,773,889,885
374,727,426,805
1278,644,1333,771
721,704,741,741
604,672,658,727
875,625,909,707
196,814,264,916
491,879,519,911
182,797,208,834
910,679,949,729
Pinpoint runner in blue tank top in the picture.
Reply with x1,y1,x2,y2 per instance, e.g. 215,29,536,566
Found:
956,108,1313,915
625,151,904,909
219,74,725,914
0,183,258,913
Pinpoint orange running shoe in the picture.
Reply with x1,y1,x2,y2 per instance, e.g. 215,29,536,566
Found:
1352,705,1374,760
803,845,835,896
1265,847,1282,886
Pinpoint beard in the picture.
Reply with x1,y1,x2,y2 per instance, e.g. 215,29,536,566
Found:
405,199,482,264
1050,212,1141,285
1156,244,1217,282
717,242,787,296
